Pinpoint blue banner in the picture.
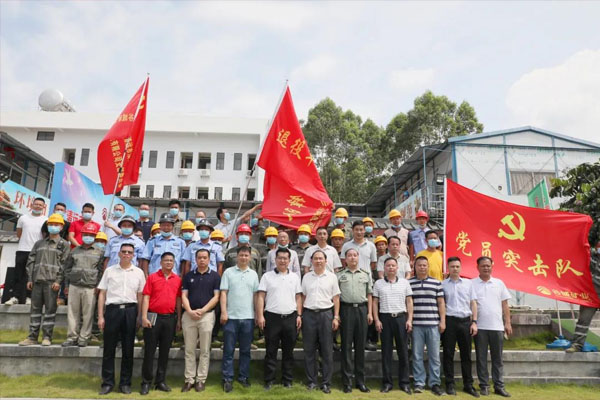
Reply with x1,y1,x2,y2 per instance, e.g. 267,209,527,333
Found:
0,180,50,216
50,162,138,224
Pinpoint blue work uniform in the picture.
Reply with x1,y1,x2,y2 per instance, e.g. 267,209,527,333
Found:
408,227,431,255
141,235,186,275
104,234,145,267
182,240,225,273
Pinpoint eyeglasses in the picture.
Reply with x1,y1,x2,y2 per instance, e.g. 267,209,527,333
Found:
120,250,134,254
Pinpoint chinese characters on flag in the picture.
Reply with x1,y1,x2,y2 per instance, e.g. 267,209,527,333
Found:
97,77,149,194
257,86,333,233
445,179,599,307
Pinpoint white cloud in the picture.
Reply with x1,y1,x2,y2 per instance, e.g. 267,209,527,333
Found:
506,49,600,143
389,68,435,91
291,55,338,82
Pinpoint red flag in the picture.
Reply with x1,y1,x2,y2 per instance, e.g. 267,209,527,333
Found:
97,78,149,194
257,86,333,233
445,179,599,307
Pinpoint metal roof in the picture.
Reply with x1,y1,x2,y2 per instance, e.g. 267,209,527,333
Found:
0,131,54,169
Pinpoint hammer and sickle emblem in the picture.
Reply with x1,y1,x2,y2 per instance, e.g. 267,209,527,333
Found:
497,212,526,241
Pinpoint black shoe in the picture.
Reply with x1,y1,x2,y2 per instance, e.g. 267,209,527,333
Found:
356,384,370,393
343,385,352,393
432,385,444,396
306,383,318,390
237,378,251,388
98,385,113,395
181,382,193,392
140,382,150,395
264,382,272,391
494,387,511,397
464,386,480,397
119,385,131,394
155,382,171,392
322,384,331,394
480,386,490,396
400,385,412,394
223,381,233,393
283,381,292,388
365,341,378,351
381,384,393,393
446,384,456,395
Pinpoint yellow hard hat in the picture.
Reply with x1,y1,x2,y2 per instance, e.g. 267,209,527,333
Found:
95,231,108,242
47,213,65,225
297,224,312,234
151,223,160,233
374,235,388,244
181,220,195,231
265,226,279,237
334,207,349,218
210,229,225,240
331,228,345,239
389,209,402,219
362,217,374,225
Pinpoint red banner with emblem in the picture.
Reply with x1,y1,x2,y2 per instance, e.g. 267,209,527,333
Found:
257,86,333,233
97,77,149,194
445,179,599,307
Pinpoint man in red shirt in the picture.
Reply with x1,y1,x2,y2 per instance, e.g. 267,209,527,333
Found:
68,203,101,248
140,252,182,395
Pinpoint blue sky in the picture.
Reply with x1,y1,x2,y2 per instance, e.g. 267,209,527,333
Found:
1,1,599,142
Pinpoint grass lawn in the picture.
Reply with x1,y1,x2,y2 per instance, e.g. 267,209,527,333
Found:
0,373,598,399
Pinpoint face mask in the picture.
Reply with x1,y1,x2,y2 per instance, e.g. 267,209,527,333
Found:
392,224,401,229
195,218,203,225
153,233,161,239
213,240,222,245
266,237,277,245
121,227,133,236
428,239,440,248
82,236,95,245
169,208,179,216
250,218,258,227
199,230,210,240
139,210,149,218
113,210,123,218
48,225,61,234
161,231,173,238
57,210,67,219
365,226,373,234
94,242,106,250
419,223,427,229
335,217,345,225
82,212,93,220
238,234,250,244
298,234,310,244
224,212,231,221
32,209,42,215
278,243,288,249
182,232,193,241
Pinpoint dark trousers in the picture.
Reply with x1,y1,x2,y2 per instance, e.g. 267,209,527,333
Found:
28,281,58,340
380,312,410,386
442,316,474,387
474,329,504,390
340,303,367,386
102,304,138,388
2,251,30,303
212,306,221,340
367,323,379,344
142,314,177,385
572,305,598,348
222,319,254,382
264,311,297,384
302,308,334,386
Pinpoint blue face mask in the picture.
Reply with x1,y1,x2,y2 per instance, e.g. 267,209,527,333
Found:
153,233,161,239
32,209,42,215
428,239,440,248
250,218,258,227
48,225,61,235
278,243,288,249
195,218,203,225
298,234,310,244
365,226,373,234
82,212,93,220
82,236,95,245
169,208,179,216
224,212,231,221
199,230,210,240
238,234,250,244
392,224,401,229
95,242,106,250
121,227,133,236
335,217,345,225
113,210,123,218
182,232,193,241
161,231,173,238
57,210,67,219
139,210,149,218
266,237,277,245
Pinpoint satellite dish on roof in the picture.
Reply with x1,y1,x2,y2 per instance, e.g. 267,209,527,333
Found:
38,89,76,112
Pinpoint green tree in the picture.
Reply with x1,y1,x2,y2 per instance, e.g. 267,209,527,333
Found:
550,160,600,245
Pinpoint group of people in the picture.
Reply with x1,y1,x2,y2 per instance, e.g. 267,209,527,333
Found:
5,200,596,397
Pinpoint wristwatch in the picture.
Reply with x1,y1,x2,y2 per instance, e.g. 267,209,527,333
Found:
472,320,477,324
334,316,341,321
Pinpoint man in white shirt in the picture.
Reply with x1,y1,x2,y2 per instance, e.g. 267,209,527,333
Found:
265,231,301,278
3,197,47,305
377,235,411,280
301,227,342,274
340,220,377,274
472,256,512,398
103,203,124,242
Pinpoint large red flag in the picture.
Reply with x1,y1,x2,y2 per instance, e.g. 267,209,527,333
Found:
97,78,149,194
445,179,599,307
257,86,333,233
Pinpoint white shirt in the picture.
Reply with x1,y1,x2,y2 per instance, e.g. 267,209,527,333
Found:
103,216,122,242
214,219,240,248
471,276,511,331
442,277,476,318
301,244,342,273
258,269,302,314
340,240,377,273
377,253,411,277
373,276,413,313
265,248,301,278
17,213,46,252
97,264,146,305
301,270,340,310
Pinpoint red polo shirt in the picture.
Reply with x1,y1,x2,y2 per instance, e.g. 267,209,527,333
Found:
69,219,101,248
143,269,182,314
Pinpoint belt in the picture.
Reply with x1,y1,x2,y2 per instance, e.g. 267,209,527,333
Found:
380,312,406,318
304,307,333,313
107,303,137,309
341,302,367,308
154,313,177,318
448,315,471,322
265,310,297,319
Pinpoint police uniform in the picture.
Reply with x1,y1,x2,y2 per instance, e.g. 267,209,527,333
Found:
182,240,224,273
104,235,145,268
141,235,186,276
337,268,372,389
223,245,262,278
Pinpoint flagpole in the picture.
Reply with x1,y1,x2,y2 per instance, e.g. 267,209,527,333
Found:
227,79,289,249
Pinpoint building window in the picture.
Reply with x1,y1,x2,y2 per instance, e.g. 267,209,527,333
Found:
510,171,556,195
198,152,211,169
180,152,193,169
233,153,242,171
63,149,76,166
214,187,223,200
163,185,171,199
247,188,256,201
149,151,157,168
139,151,144,168
178,186,190,199
36,131,54,141
166,151,175,169
146,184,154,198
216,153,225,170
80,148,90,166
129,185,140,197
247,154,256,170
197,187,209,200
232,187,240,201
